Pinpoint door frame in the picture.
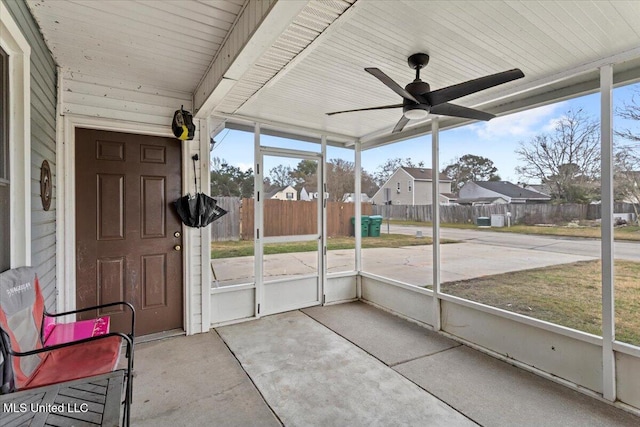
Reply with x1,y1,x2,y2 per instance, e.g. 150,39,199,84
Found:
256,145,326,316
58,114,201,334
0,2,31,269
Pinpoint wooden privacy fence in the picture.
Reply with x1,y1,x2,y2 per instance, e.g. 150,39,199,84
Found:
510,203,587,225
212,198,640,240
240,198,372,240
372,202,640,225
210,196,241,241
587,202,637,220
372,204,508,223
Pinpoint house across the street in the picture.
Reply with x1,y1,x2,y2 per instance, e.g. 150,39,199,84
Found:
371,167,452,205
459,181,551,204
266,185,297,201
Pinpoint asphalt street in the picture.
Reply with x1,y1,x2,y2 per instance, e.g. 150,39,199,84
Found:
385,223,640,261
211,224,638,287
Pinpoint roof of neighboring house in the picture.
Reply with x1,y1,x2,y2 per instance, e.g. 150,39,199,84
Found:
522,183,553,196
342,193,370,202
440,193,457,200
402,167,451,182
473,181,551,200
457,196,509,205
266,186,295,199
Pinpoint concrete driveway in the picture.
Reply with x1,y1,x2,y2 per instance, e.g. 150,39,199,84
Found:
209,224,630,287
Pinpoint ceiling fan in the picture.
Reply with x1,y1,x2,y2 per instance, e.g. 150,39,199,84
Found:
326,53,525,133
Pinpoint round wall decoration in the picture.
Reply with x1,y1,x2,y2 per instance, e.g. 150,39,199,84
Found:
40,160,52,211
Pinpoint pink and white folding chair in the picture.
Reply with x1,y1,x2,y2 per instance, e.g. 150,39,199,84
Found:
0,267,134,426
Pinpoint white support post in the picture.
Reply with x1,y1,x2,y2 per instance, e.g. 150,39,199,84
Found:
355,140,362,285
320,136,327,304
431,118,442,331
600,64,616,402
200,118,212,332
254,123,263,318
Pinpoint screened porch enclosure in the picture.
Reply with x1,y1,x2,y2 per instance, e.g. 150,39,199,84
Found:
11,0,640,419
208,60,640,415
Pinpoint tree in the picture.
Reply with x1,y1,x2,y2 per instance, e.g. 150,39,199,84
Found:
361,169,379,198
326,158,352,201
615,89,640,222
614,149,640,202
616,89,640,144
268,164,295,188
291,159,318,193
325,158,379,202
443,154,500,194
515,109,600,202
373,157,424,187
210,157,253,197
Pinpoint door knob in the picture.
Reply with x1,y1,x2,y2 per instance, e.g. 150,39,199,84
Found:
174,231,181,238
174,245,182,251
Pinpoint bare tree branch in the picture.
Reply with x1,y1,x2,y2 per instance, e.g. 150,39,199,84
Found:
515,109,600,202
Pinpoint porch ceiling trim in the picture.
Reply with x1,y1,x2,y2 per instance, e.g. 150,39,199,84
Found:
215,112,356,147
194,0,308,118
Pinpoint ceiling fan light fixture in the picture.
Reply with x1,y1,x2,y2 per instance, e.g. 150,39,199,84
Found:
404,109,429,120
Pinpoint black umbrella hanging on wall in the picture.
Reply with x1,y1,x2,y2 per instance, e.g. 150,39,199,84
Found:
173,154,227,228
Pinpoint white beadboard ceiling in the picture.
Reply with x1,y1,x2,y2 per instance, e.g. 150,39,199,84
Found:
229,0,640,147
26,0,245,94
25,0,640,147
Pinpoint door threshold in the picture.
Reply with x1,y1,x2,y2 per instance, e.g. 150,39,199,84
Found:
135,328,185,344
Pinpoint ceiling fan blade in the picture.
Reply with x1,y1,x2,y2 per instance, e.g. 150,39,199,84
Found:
426,68,524,106
326,104,403,116
392,115,410,133
430,103,495,121
365,68,419,103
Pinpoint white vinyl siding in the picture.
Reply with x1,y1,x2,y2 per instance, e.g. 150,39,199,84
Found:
372,168,452,206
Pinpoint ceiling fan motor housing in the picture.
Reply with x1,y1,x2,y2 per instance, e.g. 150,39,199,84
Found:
403,79,431,120
405,80,430,99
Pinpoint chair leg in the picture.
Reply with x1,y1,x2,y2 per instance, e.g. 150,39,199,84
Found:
122,370,132,426
122,338,133,427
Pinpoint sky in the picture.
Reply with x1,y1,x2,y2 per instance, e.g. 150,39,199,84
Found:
211,82,640,184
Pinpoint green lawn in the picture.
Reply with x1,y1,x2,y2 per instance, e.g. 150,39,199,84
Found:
441,260,640,346
211,233,449,259
388,219,640,241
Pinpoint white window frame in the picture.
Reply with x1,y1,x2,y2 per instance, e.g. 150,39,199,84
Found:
408,180,412,192
0,2,31,268
396,182,401,192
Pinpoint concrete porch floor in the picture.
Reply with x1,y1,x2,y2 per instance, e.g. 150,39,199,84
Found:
132,302,639,426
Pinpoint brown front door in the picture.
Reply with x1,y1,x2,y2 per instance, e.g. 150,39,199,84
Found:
75,128,183,336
